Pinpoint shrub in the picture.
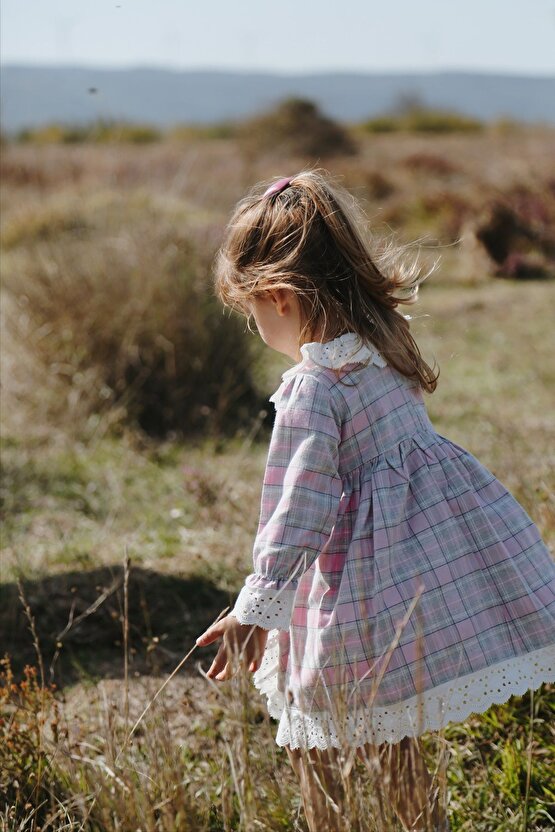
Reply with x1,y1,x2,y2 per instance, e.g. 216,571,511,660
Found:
16,120,162,145
2,198,262,439
0,656,66,827
475,187,555,279
501,251,554,280
364,170,396,200
362,108,483,134
0,156,51,188
2,206,90,249
16,124,70,144
340,167,396,204
405,108,483,133
362,116,399,133
408,192,471,239
168,122,238,141
240,97,357,159
93,121,162,144
402,152,460,178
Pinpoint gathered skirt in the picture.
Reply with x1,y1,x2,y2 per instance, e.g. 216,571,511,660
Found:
252,431,555,749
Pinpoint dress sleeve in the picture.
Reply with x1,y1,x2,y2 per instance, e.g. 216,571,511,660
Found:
231,373,343,631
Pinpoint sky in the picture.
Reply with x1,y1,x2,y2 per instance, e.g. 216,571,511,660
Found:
1,0,554,75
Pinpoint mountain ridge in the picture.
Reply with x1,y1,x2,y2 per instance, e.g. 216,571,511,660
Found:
1,65,553,131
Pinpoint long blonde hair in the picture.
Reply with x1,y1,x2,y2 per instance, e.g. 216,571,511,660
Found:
214,169,438,392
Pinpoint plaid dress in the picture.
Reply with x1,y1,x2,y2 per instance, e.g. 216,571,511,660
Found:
231,333,555,749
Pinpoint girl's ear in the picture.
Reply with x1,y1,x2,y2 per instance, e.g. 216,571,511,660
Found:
268,288,292,317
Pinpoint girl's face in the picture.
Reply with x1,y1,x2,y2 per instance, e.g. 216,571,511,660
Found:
249,289,303,361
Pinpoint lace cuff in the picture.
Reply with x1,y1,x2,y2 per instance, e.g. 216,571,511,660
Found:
230,584,296,631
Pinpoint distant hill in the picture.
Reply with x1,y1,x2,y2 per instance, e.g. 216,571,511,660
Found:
1,65,554,132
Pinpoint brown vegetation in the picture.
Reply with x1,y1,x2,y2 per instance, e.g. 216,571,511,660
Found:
475,186,555,279
1,120,554,831
238,97,357,159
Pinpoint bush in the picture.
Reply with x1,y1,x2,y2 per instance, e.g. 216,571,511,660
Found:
364,170,396,199
362,116,399,133
92,121,162,144
402,152,460,178
16,120,162,144
240,97,357,159
2,197,262,439
168,122,237,141
2,206,90,249
405,108,483,133
0,656,65,827
14,120,242,146
475,187,555,279
407,192,471,239
363,108,483,134
16,124,71,144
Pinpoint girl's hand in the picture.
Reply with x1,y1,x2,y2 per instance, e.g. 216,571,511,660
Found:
196,615,269,681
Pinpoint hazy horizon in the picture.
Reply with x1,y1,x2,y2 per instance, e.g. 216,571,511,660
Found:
2,63,554,79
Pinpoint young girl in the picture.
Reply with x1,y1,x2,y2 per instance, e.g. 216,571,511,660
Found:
197,171,555,831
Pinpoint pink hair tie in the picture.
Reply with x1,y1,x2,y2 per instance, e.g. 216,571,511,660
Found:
263,176,294,198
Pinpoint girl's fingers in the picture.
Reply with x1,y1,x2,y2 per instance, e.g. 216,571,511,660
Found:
196,620,226,646
208,643,246,680
215,661,232,681
202,621,268,679
206,643,228,678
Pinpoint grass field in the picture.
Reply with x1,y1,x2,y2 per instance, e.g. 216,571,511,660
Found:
1,127,554,831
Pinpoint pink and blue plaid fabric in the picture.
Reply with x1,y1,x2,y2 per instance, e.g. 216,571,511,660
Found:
232,335,555,747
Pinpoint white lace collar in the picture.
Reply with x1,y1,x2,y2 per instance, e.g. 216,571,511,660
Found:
280,332,386,382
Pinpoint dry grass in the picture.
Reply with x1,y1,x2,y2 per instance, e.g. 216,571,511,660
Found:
0,191,263,440
2,574,553,831
1,128,555,830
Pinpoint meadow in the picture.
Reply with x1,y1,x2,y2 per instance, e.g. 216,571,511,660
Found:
1,114,554,831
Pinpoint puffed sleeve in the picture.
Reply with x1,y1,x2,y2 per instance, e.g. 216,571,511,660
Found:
230,372,343,631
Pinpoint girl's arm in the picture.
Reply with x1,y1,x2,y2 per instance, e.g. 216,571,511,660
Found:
231,372,343,631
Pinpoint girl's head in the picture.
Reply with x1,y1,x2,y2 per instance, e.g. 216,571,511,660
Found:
214,169,438,392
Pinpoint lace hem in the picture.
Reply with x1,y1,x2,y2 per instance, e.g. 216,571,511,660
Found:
230,585,296,631
253,632,555,749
